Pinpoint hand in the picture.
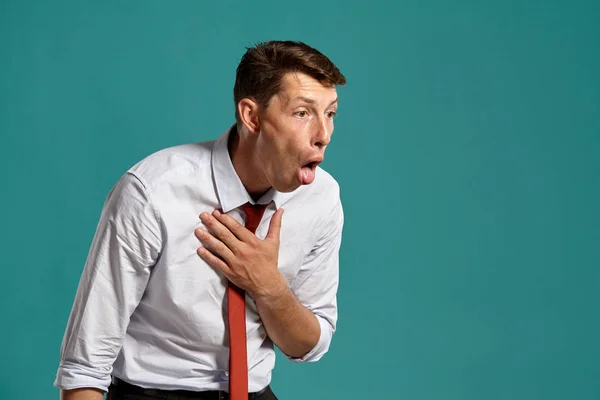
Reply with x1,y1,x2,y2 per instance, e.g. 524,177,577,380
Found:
194,209,286,299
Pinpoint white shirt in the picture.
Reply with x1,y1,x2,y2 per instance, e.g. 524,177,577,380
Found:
54,126,344,393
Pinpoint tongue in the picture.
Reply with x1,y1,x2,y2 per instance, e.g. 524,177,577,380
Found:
299,165,316,185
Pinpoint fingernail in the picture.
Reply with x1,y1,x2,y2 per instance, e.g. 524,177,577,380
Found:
200,212,209,221
213,210,221,217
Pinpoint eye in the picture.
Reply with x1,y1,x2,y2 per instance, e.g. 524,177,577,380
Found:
326,111,337,119
294,110,309,118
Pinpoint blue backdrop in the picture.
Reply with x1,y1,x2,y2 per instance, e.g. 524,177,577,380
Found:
1,1,599,399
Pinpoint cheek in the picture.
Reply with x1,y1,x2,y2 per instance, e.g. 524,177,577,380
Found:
261,118,306,169
257,133,287,172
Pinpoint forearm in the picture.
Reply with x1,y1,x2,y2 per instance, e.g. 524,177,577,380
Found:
61,388,104,400
253,276,321,358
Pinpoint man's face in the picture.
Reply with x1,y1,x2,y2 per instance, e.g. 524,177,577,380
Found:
255,72,339,193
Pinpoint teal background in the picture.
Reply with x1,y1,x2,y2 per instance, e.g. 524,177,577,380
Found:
1,0,599,399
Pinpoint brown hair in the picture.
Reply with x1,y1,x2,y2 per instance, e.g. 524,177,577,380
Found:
233,40,346,123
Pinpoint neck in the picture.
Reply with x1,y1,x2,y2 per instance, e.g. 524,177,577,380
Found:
229,125,271,201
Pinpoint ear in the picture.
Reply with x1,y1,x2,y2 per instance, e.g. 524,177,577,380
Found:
238,98,260,134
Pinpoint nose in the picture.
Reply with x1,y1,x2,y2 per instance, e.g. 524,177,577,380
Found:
313,117,331,148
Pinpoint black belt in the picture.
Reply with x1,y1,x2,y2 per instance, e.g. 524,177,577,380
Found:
110,377,270,400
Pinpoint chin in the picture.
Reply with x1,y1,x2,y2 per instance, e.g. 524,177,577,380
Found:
274,183,301,193
272,179,302,193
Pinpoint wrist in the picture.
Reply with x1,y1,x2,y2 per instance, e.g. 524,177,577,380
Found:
252,273,289,304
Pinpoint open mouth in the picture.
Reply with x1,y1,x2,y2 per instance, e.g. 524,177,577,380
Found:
298,159,321,185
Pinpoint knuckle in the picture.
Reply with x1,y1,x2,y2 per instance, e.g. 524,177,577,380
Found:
230,224,241,236
217,229,231,242
238,245,251,258
215,241,227,254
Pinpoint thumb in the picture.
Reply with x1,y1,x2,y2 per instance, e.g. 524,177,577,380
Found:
266,208,284,242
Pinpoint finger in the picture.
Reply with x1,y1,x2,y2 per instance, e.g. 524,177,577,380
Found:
266,208,283,243
195,227,235,262
213,210,256,242
199,211,241,251
197,246,232,277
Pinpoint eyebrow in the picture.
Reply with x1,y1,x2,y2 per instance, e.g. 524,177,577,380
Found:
291,96,338,107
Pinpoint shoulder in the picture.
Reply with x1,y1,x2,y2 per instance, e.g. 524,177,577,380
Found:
125,140,215,191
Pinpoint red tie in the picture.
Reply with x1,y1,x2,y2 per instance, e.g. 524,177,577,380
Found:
228,202,267,400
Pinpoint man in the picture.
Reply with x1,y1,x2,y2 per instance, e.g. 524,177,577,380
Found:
55,40,346,400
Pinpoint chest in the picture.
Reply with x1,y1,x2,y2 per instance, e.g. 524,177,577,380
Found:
150,202,315,300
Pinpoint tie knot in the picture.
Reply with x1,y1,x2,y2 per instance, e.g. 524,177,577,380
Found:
241,202,268,233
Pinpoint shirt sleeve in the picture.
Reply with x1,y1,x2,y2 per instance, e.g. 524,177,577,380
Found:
286,193,344,363
54,172,162,392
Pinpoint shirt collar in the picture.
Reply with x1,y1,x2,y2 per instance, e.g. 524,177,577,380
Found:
211,125,292,212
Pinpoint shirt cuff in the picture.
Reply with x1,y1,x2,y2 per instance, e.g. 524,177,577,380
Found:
54,360,112,392
286,315,334,363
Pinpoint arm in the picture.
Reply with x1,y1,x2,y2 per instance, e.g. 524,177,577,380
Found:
54,173,162,395
265,198,343,361
60,388,104,400
253,275,321,358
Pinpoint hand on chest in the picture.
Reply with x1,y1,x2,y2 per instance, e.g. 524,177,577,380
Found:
158,206,312,292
